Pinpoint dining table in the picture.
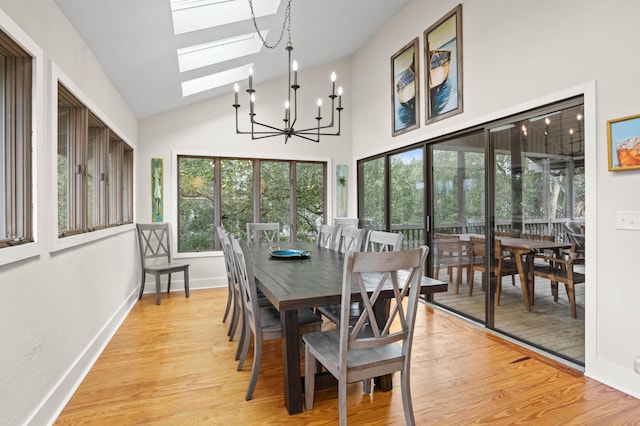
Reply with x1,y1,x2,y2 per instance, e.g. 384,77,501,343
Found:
250,241,448,415
458,234,572,310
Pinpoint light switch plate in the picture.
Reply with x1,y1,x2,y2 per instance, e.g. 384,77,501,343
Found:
616,211,640,230
635,356,640,374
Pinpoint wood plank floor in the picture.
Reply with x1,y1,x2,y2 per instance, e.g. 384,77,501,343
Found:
55,288,640,425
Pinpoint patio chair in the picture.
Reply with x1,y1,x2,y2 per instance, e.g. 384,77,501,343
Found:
469,236,517,305
433,233,469,294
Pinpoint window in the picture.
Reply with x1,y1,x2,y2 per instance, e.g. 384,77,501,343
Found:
177,155,326,252
0,30,33,249
57,83,133,237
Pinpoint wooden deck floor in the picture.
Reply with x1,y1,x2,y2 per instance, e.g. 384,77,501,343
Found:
55,287,639,425
433,265,585,363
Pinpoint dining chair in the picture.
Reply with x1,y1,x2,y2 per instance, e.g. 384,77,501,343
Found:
468,236,517,305
317,224,340,250
433,233,469,294
217,226,233,325
246,222,280,244
219,229,242,342
334,217,359,228
564,221,585,264
363,230,404,252
136,223,189,305
335,227,366,253
303,246,429,426
533,243,585,318
230,236,322,401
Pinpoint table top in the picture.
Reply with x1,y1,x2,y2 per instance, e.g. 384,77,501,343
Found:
250,241,448,311
458,233,572,251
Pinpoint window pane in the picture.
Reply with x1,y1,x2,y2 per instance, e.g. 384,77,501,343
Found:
220,159,253,239
178,156,215,252
390,148,424,248
361,157,386,230
260,161,290,239
57,107,71,233
296,162,324,242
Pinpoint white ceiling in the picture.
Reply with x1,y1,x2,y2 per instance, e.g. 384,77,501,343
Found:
54,0,410,119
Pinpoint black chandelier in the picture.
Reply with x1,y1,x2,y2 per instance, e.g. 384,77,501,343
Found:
232,0,343,143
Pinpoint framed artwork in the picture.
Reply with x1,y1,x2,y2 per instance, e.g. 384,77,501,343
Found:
424,4,463,124
151,158,164,222
391,38,420,136
336,164,348,217
607,114,640,171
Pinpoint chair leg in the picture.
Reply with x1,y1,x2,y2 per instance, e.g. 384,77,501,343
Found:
400,369,416,426
338,380,347,426
234,313,246,361
167,273,171,294
222,284,233,323
245,334,262,401
469,270,474,296
363,378,372,395
183,268,190,298
566,283,577,319
138,274,146,299
304,345,317,411
237,321,251,370
433,266,440,280
496,276,502,306
551,281,559,302
228,296,240,340
155,274,162,305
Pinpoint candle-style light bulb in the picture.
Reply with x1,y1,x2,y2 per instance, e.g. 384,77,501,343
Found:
317,98,322,117
248,67,254,90
577,113,583,121
234,83,239,104
331,72,336,95
292,60,298,86
284,100,290,122
337,86,343,108
545,117,550,125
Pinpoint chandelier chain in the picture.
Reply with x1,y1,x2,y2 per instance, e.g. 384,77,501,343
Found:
249,0,292,49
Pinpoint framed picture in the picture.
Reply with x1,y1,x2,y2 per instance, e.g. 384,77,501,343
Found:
151,158,164,221
608,114,640,171
424,4,463,124
391,38,420,136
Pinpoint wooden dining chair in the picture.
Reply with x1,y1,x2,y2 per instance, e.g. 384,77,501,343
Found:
336,227,366,253
303,246,429,426
317,224,340,250
219,229,242,342
533,244,585,318
217,226,233,325
136,223,189,305
363,230,404,252
433,233,469,294
468,236,517,305
246,222,280,243
230,236,322,401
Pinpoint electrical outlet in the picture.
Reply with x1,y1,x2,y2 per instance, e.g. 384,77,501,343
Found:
635,356,640,374
616,211,640,230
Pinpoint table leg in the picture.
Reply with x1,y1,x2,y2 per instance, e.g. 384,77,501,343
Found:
513,249,532,311
281,309,303,414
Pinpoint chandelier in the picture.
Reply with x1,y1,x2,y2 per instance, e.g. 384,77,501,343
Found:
233,0,343,143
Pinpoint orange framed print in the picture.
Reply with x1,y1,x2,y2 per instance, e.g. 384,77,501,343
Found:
607,114,640,171
391,38,420,136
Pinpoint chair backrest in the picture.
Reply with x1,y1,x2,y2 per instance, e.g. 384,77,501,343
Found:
495,231,515,237
230,236,261,334
136,223,173,267
564,222,585,247
317,224,340,249
434,233,463,259
246,222,280,244
338,246,429,366
363,230,404,252
217,227,236,288
470,236,505,263
336,227,366,253
334,218,359,228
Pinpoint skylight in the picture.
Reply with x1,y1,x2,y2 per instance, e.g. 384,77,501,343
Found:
177,31,267,72
181,63,253,97
170,0,281,34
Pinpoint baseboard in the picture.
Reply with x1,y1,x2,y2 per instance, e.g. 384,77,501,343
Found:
25,289,138,426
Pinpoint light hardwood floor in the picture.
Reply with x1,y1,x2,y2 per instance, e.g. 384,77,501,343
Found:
55,288,640,425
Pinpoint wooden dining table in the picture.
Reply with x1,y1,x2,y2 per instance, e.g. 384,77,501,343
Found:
250,241,448,415
458,234,572,310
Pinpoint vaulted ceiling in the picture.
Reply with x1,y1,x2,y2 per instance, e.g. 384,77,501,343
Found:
54,0,410,119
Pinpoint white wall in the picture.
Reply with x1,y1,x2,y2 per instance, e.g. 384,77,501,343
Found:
0,1,139,424
138,57,354,290
351,0,640,398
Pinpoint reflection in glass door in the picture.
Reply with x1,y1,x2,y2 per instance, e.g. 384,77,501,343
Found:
430,132,487,323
